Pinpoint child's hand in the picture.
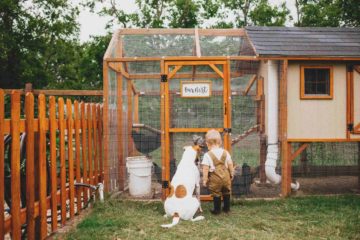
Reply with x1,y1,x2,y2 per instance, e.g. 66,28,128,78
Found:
202,180,207,187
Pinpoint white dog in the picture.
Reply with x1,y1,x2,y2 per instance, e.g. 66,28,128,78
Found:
161,146,205,228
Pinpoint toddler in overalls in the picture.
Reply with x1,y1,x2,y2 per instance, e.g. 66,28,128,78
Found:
202,129,234,214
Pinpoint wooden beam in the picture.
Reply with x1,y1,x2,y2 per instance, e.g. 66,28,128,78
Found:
3,89,103,96
289,143,309,162
354,65,360,74
169,128,223,133
117,28,245,36
105,56,259,62
168,65,183,80
288,138,360,142
242,75,257,96
194,28,201,57
127,71,248,80
209,64,224,79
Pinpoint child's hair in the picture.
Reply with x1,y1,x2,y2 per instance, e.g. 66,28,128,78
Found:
205,129,222,146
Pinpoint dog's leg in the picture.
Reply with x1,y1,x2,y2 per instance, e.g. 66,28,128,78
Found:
191,216,205,222
195,185,203,213
161,213,180,228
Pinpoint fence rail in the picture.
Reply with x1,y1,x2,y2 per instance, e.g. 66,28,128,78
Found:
0,89,103,239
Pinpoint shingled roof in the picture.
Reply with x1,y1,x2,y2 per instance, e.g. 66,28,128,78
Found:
245,26,360,57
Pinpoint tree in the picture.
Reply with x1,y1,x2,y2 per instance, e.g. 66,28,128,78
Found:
249,0,291,26
294,0,360,27
0,0,80,89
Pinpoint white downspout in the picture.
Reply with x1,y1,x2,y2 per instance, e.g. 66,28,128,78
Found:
265,60,299,191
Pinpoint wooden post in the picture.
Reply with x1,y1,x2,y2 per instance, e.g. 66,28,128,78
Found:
279,60,291,197
10,91,21,239
25,93,35,239
38,94,47,239
127,79,134,156
58,98,67,225
97,105,103,183
161,60,167,200
49,96,58,230
0,90,4,240
117,73,125,190
66,99,75,218
103,60,110,192
259,134,267,183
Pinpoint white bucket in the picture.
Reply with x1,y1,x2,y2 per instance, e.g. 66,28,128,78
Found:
126,156,152,197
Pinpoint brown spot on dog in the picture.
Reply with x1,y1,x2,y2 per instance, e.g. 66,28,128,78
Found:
173,213,179,217
168,185,174,198
175,185,187,198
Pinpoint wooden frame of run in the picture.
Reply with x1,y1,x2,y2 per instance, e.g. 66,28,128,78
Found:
102,28,360,199
162,60,231,200
300,65,334,100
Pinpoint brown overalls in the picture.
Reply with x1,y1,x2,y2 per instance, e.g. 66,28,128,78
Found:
207,151,231,197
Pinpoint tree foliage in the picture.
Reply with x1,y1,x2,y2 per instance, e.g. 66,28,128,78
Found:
0,0,80,89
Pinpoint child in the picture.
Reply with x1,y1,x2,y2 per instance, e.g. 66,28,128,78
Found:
202,129,234,214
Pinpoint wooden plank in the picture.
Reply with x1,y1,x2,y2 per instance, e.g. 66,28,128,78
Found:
0,90,5,240
74,101,82,213
169,128,224,133
355,65,360,74
242,75,257,96
164,62,170,198
167,65,183,80
289,143,310,162
127,80,134,156
288,138,360,142
66,99,75,218
127,71,247,80
10,91,21,239
58,98,67,225
117,73,124,190
92,104,98,185
87,104,93,187
38,94,47,239
160,60,166,200
3,89,103,96
224,60,232,151
25,93,35,239
134,94,139,124
80,103,88,204
48,96,58,231
97,105,103,183
194,28,201,57
209,64,224,79
279,60,291,197
105,56,259,62
103,61,110,192
166,61,227,67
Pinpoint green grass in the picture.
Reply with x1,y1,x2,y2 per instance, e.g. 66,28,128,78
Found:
63,195,360,240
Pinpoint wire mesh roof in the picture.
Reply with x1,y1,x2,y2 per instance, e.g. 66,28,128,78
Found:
104,28,256,59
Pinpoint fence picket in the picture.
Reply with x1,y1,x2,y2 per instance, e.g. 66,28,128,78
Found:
74,101,82,213
80,103,88,204
38,94,48,239
66,99,75,218
25,93,35,239
92,104,98,185
10,91,21,239
49,96,58,231
87,104,93,187
58,98,67,225
97,104,103,182
0,90,5,240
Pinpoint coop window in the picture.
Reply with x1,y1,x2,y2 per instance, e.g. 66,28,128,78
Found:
300,66,333,100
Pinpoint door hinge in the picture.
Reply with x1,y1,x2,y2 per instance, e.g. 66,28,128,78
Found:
348,123,354,132
347,65,354,72
161,74,168,82
224,128,232,134
162,180,169,189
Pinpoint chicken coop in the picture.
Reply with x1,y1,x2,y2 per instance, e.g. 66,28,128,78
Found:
102,27,360,199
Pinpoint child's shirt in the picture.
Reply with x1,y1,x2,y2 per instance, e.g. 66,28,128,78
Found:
201,147,233,172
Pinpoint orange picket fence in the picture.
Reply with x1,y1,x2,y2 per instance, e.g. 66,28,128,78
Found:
0,90,104,239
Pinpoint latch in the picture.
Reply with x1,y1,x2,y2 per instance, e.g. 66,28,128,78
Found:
224,128,232,134
162,180,169,189
161,74,168,82
348,123,354,132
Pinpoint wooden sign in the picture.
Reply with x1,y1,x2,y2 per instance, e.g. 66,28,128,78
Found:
180,81,212,98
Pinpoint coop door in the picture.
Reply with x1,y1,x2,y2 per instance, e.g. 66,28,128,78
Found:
352,66,360,134
161,60,231,200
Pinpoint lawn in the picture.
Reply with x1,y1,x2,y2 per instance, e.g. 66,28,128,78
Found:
63,195,360,240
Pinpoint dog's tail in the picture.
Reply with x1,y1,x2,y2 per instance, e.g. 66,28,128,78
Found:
161,213,180,228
